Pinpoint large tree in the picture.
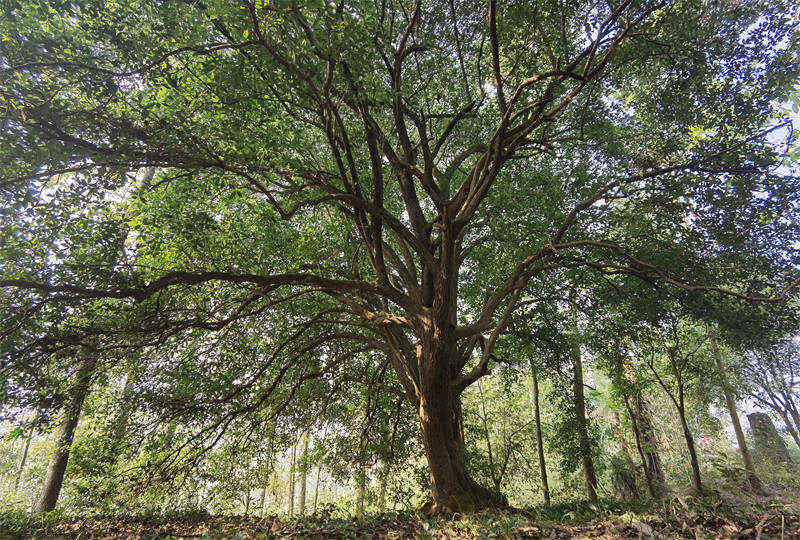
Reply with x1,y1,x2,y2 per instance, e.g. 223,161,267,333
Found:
2,0,799,512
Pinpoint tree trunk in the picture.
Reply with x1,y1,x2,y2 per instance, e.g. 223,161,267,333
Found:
313,465,321,514
258,488,266,517
356,465,366,517
378,463,388,512
779,409,800,450
244,489,251,516
527,361,550,505
288,438,297,516
33,355,96,513
625,396,656,499
785,404,800,446
611,411,640,496
416,342,506,514
676,404,703,494
629,391,666,498
14,425,34,492
572,344,598,501
106,369,138,458
710,337,763,492
298,434,308,515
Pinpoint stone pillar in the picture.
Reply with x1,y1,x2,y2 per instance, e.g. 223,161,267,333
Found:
748,412,793,464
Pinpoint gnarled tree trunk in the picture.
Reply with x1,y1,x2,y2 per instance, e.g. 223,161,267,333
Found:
416,338,506,514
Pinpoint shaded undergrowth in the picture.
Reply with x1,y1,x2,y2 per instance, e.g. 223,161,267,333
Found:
1,492,798,538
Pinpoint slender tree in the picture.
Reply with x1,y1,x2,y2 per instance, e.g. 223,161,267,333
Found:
572,342,598,501
709,333,763,492
527,360,550,506
33,354,97,513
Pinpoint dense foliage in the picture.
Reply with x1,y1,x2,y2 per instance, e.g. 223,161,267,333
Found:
1,0,799,528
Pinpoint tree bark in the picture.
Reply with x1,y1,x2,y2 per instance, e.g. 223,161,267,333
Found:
527,361,550,505
378,463,388,512
356,465,366,517
33,355,96,513
298,434,308,515
710,337,763,492
288,437,297,516
416,340,506,514
676,403,703,494
779,409,800,449
572,343,598,501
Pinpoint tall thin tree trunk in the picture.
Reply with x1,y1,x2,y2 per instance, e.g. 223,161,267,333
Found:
625,396,656,499
107,369,139,457
710,336,762,492
779,409,800,449
356,465,366,517
298,434,308,515
244,489,251,516
33,355,96,513
378,463,388,512
288,437,297,516
676,402,703,494
785,405,800,445
477,379,498,491
313,465,321,514
527,361,550,505
572,344,598,501
631,391,666,498
258,488,266,517
14,425,34,492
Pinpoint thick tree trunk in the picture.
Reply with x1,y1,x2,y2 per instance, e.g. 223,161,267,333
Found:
416,337,506,515
572,344,598,501
676,404,703,494
33,356,96,513
14,425,34,492
527,361,550,505
710,338,763,492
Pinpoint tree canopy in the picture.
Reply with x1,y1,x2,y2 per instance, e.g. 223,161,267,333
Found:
1,0,799,514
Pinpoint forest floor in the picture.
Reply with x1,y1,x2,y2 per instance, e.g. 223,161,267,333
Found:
2,490,799,538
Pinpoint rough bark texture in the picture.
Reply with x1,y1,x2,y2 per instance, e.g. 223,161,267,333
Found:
572,344,598,501
528,362,550,505
748,412,792,464
33,355,96,513
710,338,763,492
